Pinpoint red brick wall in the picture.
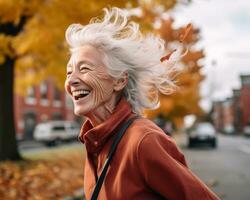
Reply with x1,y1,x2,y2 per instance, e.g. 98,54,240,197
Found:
14,80,75,139
222,100,234,133
240,85,250,127
212,102,224,131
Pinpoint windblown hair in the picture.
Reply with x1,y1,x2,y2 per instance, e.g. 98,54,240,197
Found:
65,7,177,114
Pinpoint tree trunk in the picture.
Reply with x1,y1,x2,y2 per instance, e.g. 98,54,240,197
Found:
0,18,26,161
0,57,21,161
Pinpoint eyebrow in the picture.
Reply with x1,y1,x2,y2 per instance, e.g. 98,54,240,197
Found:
67,60,95,70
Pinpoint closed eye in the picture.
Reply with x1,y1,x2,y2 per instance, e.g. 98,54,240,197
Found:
80,66,91,72
66,64,73,76
66,71,72,76
80,67,89,70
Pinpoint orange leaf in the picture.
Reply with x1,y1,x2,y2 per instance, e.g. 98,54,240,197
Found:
179,23,192,43
160,49,177,62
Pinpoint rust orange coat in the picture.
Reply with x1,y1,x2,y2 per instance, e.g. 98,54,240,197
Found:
79,98,220,200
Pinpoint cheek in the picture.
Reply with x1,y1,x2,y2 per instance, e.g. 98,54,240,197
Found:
64,80,71,95
86,72,114,103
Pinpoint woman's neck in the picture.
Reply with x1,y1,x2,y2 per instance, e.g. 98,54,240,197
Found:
86,94,122,127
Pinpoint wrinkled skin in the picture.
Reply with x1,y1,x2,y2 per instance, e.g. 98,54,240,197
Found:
65,45,127,126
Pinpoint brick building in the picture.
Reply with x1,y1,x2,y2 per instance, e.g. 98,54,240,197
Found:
14,79,77,140
240,75,250,128
232,89,241,132
212,101,223,132
221,98,234,134
212,98,234,134
212,75,250,134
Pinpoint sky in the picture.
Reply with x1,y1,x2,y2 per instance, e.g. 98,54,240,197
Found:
169,0,250,111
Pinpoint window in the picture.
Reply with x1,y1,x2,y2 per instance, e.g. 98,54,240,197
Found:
53,86,61,107
241,76,250,86
40,81,49,106
40,81,48,100
54,87,61,101
52,126,65,131
52,112,63,120
25,86,36,105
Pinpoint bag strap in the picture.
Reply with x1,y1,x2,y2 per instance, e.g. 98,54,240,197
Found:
90,116,138,200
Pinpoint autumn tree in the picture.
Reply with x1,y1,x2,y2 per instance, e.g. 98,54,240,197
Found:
0,0,186,161
0,0,43,161
145,18,204,128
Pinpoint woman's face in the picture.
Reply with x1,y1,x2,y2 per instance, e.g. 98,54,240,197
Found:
65,45,116,117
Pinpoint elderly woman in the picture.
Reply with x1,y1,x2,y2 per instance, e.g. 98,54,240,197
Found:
65,7,219,200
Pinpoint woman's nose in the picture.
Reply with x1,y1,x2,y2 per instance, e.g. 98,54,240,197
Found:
67,72,80,85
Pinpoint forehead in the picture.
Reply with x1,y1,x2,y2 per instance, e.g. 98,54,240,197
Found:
68,45,105,67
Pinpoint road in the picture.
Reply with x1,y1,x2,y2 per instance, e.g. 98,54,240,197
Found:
19,134,250,200
180,134,250,200
18,140,82,155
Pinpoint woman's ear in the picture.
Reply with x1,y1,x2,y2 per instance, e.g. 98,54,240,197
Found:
114,72,128,92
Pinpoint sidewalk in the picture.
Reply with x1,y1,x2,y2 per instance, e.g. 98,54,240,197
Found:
18,140,44,149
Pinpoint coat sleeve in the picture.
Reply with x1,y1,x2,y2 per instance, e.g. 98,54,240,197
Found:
137,132,220,200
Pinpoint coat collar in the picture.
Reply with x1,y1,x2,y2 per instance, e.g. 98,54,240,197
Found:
78,97,134,154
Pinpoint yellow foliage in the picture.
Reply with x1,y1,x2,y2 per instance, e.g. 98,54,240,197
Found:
0,0,25,24
1,0,197,125
145,18,204,123
12,0,141,94
9,0,179,94
0,34,14,63
0,55,4,64
139,0,177,11
0,0,41,24
145,95,174,119
0,149,85,199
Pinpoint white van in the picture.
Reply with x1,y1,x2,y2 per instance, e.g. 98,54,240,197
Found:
34,121,80,146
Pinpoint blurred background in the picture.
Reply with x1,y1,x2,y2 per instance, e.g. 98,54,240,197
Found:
0,0,250,199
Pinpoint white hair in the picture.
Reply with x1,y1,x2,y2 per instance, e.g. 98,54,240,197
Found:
65,7,177,114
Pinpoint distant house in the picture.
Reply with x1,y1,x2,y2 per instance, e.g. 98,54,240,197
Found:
212,98,234,134
232,89,241,132
14,79,77,140
212,101,224,132
240,75,250,128
212,75,250,134
221,98,234,134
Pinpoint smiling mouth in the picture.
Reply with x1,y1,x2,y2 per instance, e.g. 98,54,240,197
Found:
72,90,91,100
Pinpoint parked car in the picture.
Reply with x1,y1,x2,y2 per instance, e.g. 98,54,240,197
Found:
187,122,217,148
223,125,235,135
34,121,80,146
154,115,173,136
243,124,250,137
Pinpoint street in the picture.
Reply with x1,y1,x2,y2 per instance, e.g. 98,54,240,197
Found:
19,140,82,154
18,134,250,200
180,134,250,200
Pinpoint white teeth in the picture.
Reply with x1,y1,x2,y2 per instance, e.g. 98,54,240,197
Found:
72,90,90,97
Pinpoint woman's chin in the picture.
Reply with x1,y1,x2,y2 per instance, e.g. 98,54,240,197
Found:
74,108,89,117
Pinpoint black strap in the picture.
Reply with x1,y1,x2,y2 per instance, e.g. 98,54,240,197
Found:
90,116,138,200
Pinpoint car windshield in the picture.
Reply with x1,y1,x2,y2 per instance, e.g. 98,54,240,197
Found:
52,126,65,131
196,123,215,133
